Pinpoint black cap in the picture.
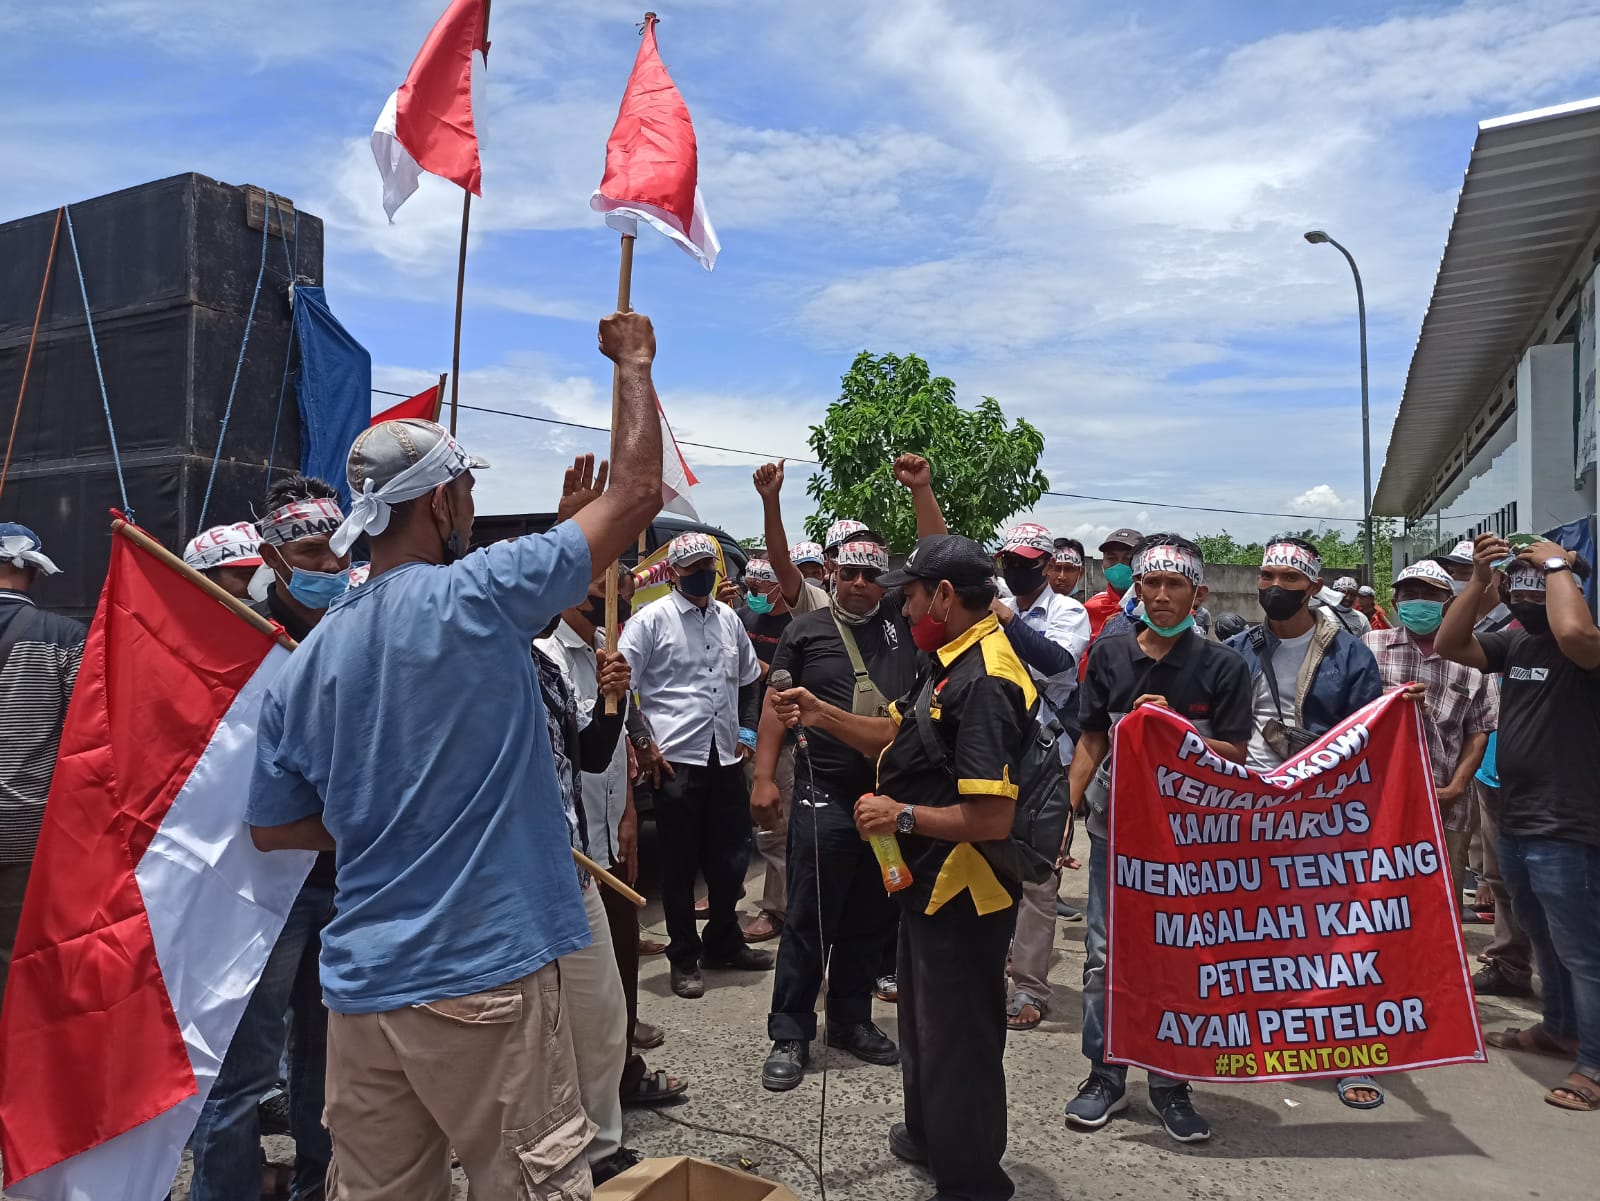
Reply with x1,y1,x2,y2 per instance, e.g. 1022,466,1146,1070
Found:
1099,527,1143,552
879,534,995,589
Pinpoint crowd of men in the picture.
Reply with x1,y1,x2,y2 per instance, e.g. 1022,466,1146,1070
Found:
1,309,1597,1201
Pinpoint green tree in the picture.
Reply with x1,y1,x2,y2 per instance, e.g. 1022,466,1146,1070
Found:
804,352,1047,551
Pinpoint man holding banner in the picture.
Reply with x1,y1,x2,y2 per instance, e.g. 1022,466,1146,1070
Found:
1066,534,1253,1142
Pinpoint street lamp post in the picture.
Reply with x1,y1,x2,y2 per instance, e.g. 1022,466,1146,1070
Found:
1304,230,1374,585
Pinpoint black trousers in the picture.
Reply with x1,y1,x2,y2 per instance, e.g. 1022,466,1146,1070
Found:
656,750,752,970
899,892,1017,1201
767,774,896,1041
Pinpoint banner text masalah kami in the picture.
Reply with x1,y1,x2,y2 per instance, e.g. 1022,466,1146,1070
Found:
1105,692,1485,1083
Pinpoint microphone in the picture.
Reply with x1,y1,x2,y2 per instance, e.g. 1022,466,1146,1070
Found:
768,668,809,754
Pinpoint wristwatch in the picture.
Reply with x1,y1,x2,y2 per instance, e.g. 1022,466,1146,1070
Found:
895,805,916,835
1544,555,1572,574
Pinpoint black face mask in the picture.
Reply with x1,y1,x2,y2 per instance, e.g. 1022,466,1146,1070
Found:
1258,585,1311,622
583,595,631,627
442,529,467,565
1509,601,1550,635
1003,564,1047,599
678,567,716,599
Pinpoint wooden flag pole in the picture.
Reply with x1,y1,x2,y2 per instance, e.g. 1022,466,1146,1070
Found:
433,371,447,423
602,233,637,716
448,193,471,436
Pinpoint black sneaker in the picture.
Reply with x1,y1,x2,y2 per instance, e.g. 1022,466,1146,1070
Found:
701,945,774,971
1473,962,1534,998
761,1040,809,1091
1064,1075,1128,1130
1148,1084,1211,1143
887,1122,928,1165
1055,900,1084,921
257,1088,292,1137
670,965,705,998
591,1147,644,1184
827,1021,900,1066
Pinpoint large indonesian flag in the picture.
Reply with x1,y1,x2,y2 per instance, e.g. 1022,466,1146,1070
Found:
590,14,720,270
0,529,313,1200
371,0,489,220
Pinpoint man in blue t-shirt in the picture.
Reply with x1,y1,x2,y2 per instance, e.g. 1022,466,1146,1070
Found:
247,311,664,1200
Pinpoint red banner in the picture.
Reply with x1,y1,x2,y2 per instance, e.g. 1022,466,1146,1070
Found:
1106,692,1484,1083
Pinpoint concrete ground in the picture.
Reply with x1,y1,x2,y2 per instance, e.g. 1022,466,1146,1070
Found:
163,857,1589,1201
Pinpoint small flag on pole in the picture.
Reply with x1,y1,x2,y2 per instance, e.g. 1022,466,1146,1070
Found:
372,383,445,426
371,0,489,220
657,391,698,517
590,13,720,270
0,530,312,1201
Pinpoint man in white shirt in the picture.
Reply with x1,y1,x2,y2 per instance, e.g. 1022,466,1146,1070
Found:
990,522,1091,1030
620,532,768,999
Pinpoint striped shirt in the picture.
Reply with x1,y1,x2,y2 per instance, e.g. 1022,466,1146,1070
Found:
1361,625,1498,831
0,592,87,863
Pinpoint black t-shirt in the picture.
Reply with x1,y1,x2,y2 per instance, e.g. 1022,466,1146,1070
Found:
741,605,793,695
876,616,1032,913
771,602,917,797
1079,626,1253,744
1480,628,1600,848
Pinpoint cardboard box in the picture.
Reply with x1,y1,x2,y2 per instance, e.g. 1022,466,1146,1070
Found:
592,1156,801,1200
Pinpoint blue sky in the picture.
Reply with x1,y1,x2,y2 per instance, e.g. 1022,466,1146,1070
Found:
8,0,1600,548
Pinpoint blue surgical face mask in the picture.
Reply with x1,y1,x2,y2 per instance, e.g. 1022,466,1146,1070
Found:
287,566,350,610
746,591,774,615
678,567,716,599
1396,599,1445,635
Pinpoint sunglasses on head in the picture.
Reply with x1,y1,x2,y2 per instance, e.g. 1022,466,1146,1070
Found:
836,566,882,583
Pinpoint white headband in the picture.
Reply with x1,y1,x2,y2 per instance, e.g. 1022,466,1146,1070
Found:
1133,543,1203,585
1053,546,1083,568
0,535,59,575
257,498,344,547
331,434,469,558
1262,541,1322,580
836,540,890,571
1507,562,1546,593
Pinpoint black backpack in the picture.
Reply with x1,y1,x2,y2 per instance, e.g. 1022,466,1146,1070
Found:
911,673,1072,886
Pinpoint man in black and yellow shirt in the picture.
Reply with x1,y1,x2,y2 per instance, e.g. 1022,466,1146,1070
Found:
773,534,1030,1201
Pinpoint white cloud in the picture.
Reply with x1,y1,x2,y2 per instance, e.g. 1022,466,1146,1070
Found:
1287,485,1358,519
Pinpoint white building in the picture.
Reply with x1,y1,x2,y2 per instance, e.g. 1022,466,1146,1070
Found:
1377,98,1600,570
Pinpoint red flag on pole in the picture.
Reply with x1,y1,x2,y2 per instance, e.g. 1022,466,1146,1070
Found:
371,0,489,220
372,384,445,427
590,13,720,270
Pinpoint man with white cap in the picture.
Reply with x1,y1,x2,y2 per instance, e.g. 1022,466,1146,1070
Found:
620,529,768,999
1315,574,1371,636
990,521,1089,1032
791,541,827,586
0,523,85,1007
246,310,664,1199
751,460,830,615
182,521,266,601
1354,584,1390,630
1361,559,1496,907
1436,533,1600,1115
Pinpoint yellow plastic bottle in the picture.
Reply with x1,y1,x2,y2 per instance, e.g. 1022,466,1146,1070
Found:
861,795,914,894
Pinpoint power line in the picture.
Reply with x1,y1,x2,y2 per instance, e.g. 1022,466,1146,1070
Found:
371,388,1485,528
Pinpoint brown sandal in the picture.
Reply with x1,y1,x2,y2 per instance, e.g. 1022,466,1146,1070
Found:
1486,1024,1577,1058
1545,1072,1600,1112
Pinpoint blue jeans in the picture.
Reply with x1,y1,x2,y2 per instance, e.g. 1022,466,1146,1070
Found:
189,881,336,1201
1498,834,1600,1077
1081,832,1183,1091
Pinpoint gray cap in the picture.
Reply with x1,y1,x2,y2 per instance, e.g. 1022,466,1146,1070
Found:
346,419,488,497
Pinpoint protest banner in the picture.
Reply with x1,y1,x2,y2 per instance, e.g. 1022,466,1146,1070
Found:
1105,691,1485,1083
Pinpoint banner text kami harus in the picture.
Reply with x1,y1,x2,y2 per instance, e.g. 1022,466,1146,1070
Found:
1104,692,1485,1083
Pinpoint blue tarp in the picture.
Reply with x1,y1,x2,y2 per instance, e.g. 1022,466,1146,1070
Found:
291,286,370,509
1543,515,1597,606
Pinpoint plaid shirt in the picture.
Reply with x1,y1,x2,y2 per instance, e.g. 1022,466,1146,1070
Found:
1361,626,1498,830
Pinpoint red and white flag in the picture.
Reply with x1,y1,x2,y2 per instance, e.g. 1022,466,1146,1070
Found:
656,391,699,518
0,531,312,1201
371,0,489,220
372,382,444,426
591,14,720,270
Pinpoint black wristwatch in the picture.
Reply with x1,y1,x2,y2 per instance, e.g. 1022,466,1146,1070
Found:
895,805,916,835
